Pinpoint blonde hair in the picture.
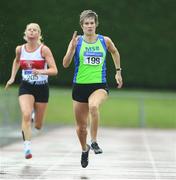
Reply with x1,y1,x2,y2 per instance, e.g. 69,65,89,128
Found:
23,23,43,44
80,10,99,27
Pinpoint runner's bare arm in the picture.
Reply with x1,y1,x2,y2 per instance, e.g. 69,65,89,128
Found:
104,36,123,88
63,31,78,68
5,46,21,89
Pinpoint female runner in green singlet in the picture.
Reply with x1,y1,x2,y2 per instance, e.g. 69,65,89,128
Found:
63,10,123,168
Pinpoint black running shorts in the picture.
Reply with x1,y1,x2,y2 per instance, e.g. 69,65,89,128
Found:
19,81,49,103
72,83,109,103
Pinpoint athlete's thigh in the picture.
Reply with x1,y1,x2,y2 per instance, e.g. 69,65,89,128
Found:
73,100,89,125
19,94,35,114
88,89,108,107
34,102,48,122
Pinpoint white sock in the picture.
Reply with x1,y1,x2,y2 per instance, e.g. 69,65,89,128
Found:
24,141,31,152
31,110,35,121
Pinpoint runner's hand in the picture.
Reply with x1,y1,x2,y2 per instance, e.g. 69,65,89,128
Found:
32,69,40,75
70,31,78,49
115,72,123,88
5,78,15,90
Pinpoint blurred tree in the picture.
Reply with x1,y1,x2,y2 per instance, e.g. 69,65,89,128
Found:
0,0,175,89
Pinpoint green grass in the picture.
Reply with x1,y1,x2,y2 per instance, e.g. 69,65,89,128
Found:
1,86,176,128
46,88,73,125
145,99,175,128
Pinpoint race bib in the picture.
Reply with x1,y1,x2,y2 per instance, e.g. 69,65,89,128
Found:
22,70,38,81
83,52,103,65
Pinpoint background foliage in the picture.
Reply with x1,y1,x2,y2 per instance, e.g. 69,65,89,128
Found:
0,0,175,89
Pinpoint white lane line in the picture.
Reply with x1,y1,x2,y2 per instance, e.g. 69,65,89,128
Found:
142,130,161,180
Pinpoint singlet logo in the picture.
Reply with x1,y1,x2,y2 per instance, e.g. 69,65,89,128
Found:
85,46,100,52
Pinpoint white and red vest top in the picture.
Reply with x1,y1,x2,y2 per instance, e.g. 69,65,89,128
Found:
20,44,48,83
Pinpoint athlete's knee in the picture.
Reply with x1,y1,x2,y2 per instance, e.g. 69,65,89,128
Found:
76,125,87,135
89,104,98,115
22,112,32,122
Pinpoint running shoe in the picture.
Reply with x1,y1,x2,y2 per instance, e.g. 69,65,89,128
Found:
25,149,32,159
91,142,103,154
81,144,90,168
